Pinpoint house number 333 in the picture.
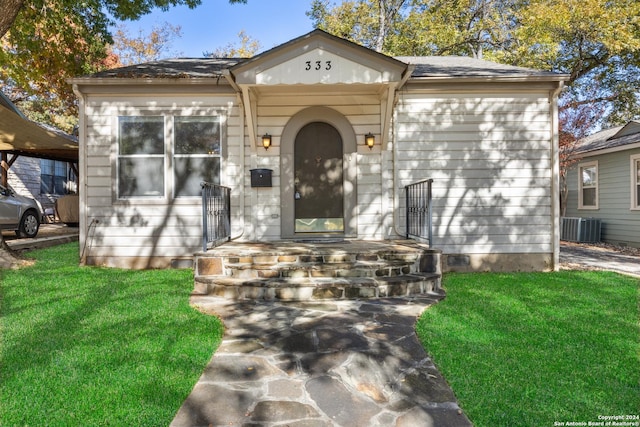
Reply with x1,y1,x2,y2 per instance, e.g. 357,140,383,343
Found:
305,60,332,71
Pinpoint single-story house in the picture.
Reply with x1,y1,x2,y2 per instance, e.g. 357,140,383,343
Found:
564,121,640,248
69,29,567,270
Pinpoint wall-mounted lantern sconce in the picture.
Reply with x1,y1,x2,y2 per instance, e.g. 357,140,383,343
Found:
262,133,272,150
365,132,375,150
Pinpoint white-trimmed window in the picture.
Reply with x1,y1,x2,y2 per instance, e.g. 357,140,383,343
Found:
578,160,598,209
117,115,222,199
173,116,221,198
632,154,640,210
118,116,165,198
41,159,76,195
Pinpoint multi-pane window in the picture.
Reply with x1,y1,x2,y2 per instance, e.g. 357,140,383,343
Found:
578,161,598,209
117,115,222,199
41,159,74,195
118,116,165,198
632,154,640,210
173,116,221,198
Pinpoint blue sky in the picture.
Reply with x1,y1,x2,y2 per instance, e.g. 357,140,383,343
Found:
116,0,316,58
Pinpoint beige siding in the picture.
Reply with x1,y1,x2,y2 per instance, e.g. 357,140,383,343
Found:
256,92,382,134
249,90,383,240
395,92,553,255
8,157,40,201
357,153,384,239
243,151,281,240
79,83,558,268
81,92,242,268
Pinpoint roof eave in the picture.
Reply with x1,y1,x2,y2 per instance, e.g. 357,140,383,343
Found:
68,77,229,86
576,141,640,157
407,74,569,84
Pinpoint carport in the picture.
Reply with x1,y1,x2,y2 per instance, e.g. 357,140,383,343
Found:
0,102,78,187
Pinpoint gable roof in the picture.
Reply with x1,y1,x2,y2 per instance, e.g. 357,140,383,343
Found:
610,121,640,139
230,29,408,84
72,30,567,84
79,55,563,82
574,121,640,155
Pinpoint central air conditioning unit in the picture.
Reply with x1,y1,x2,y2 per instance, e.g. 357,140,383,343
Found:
561,217,602,243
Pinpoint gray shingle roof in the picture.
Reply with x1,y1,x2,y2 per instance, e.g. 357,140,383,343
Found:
89,58,245,78
396,56,561,79
84,55,561,81
574,121,640,154
78,29,565,81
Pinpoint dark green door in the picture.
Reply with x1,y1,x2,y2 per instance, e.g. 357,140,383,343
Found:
294,122,344,233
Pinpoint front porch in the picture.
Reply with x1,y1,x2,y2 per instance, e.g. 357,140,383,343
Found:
193,240,442,301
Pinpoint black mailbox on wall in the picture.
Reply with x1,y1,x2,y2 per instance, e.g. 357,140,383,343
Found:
250,168,273,187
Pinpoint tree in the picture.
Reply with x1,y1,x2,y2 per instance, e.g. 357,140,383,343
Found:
0,0,24,39
0,0,248,39
1,0,117,130
204,30,261,58
493,0,640,128
112,22,183,65
0,0,247,268
0,0,248,122
0,239,21,269
309,0,409,52
311,0,639,219
310,0,515,56
396,0,518,58
558,91,607,216
310,0,640,130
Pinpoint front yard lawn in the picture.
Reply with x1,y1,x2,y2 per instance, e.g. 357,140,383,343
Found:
417,271,639,427
0,243,223,426
2,243,638,426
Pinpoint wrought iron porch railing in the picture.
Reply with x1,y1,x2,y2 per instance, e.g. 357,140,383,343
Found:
201,182,231,252
405,178,433,245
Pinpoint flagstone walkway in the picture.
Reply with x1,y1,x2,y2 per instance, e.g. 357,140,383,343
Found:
171,293,473,427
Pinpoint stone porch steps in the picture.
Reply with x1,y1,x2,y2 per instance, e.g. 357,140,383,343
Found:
193,240,442,301
194,273,441,300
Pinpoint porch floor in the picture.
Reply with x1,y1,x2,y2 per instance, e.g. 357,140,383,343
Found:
194,240,442,301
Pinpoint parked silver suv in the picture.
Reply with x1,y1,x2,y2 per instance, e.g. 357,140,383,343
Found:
0,184,43,238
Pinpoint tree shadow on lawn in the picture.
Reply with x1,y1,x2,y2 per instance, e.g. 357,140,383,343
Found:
415,270,639,426
1,262,221,425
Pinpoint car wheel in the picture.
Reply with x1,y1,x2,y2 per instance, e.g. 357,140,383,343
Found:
18,209,40,238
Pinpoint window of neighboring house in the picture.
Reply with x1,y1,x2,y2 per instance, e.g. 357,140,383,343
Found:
40,159,75,195
632,154,640,210
173,116,221,198
578,160,598,209
117,116,165,198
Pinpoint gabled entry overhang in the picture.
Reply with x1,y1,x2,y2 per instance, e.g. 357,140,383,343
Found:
227,29,411,151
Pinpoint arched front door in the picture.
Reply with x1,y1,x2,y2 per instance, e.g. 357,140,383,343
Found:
294,122,344,233
280,106,357,239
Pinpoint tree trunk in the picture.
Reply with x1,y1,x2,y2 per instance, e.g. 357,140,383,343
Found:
376,0,386,52
0,0,24,38
0,234,20,269
559,175,569,218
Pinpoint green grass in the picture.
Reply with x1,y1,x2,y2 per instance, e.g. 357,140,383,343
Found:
3,246,638,426
416,271,640,427
0,243,223,426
